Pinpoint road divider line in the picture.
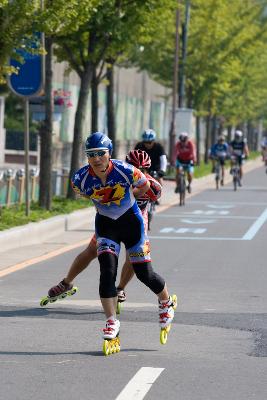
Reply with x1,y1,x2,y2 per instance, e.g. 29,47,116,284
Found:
0,239,89,278
115,367,164,400
242,208,267,240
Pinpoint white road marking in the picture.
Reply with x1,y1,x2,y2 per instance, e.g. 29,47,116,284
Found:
181,219,216,224
176,228,206,234
157,214,255,220
190,200,267,206
193,210,229,215
207,204,234,209
150,236,241,240
160,227,206,234
115,367,164,400
242,208,267,240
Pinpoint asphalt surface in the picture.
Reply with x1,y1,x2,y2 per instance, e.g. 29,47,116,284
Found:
0,160,266,400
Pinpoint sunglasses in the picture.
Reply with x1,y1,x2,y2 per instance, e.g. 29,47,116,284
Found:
86,150,107,158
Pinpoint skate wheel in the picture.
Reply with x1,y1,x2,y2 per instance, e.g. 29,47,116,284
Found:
103,340,110,356
40,297,49,307
116,301,121,315
160,328,168,345
69,287,78,296
172,294,178,310
60,293,68,299
49,298,57,303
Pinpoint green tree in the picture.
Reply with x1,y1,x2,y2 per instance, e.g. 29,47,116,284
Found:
54,0,176,198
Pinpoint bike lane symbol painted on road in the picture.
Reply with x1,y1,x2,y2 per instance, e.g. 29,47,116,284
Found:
160,227,207,234
193,210,230,215
207,204,235,209
181,219,216,224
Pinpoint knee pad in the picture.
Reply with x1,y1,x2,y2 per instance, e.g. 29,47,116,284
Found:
97,237,120,258
98,253,118,298
133,262,165,295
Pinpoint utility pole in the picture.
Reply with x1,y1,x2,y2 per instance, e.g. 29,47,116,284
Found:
169,0,180,166
179,0,190,108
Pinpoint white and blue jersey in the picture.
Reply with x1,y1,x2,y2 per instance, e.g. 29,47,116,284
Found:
72,159,147,220
72,159,151,263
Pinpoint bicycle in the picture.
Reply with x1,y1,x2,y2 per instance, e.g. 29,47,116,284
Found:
175,165,186,206
231,155,241,191
214,155,226,190
147,200,156,230
147,170,159,230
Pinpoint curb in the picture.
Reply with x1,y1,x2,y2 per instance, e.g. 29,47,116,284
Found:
0,207,95,253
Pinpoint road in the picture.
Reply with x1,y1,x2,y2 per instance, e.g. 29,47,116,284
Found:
0,165,266,400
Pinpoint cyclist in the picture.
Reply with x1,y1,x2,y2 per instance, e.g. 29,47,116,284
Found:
47,149,162,307
209,135,229,186
70,132,175,340
260,134,267,167
135,129,167,187
229,130,249,186
174,132,196,193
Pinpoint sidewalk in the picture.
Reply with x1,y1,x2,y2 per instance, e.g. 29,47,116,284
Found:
0,157,263,273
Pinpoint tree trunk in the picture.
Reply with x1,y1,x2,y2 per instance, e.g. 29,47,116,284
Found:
67,64,93,199
196,115,201,165
211,115,217,146
39,36,53,210
204,113,211,164
91,65,98,132
106,61,116,158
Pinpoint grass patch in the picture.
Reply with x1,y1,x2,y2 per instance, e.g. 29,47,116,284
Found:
0,196,92,231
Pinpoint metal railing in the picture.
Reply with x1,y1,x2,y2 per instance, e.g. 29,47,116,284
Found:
0,168,70,206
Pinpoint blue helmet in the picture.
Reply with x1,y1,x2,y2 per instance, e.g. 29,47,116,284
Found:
85,132,113,155
142,129,156,142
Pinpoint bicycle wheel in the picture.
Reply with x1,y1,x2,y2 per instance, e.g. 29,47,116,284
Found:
215,174,219,190
179,176,186,206
233,175,237,191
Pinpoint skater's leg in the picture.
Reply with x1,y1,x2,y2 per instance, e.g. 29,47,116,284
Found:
117,253,134,291
100,297,117,319
98,252,119,318
132,262,174,328
64,237,97,284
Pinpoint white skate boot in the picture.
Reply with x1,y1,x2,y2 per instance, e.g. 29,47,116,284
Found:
102,317,120,356
159,295,177,345
159,296,175,328
103,317,120,339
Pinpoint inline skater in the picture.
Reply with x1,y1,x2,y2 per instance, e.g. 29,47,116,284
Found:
209,135,229,186
174,132,196,193
46,150,162,307
135,129,167,188
229,130,249,186
50,132,175,346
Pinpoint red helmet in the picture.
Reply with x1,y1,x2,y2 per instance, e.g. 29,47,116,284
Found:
126,149,151,169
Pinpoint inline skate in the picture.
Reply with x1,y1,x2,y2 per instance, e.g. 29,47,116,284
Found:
159,294,177,344
40,279,78,307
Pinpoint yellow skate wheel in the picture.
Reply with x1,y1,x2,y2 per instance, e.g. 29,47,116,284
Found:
103,340,110,356
69,287,78,296
166,324,171,333
115,337,120,353
160,328,168,345
116,301,121,315
172,294,178,310
40,297,49,307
